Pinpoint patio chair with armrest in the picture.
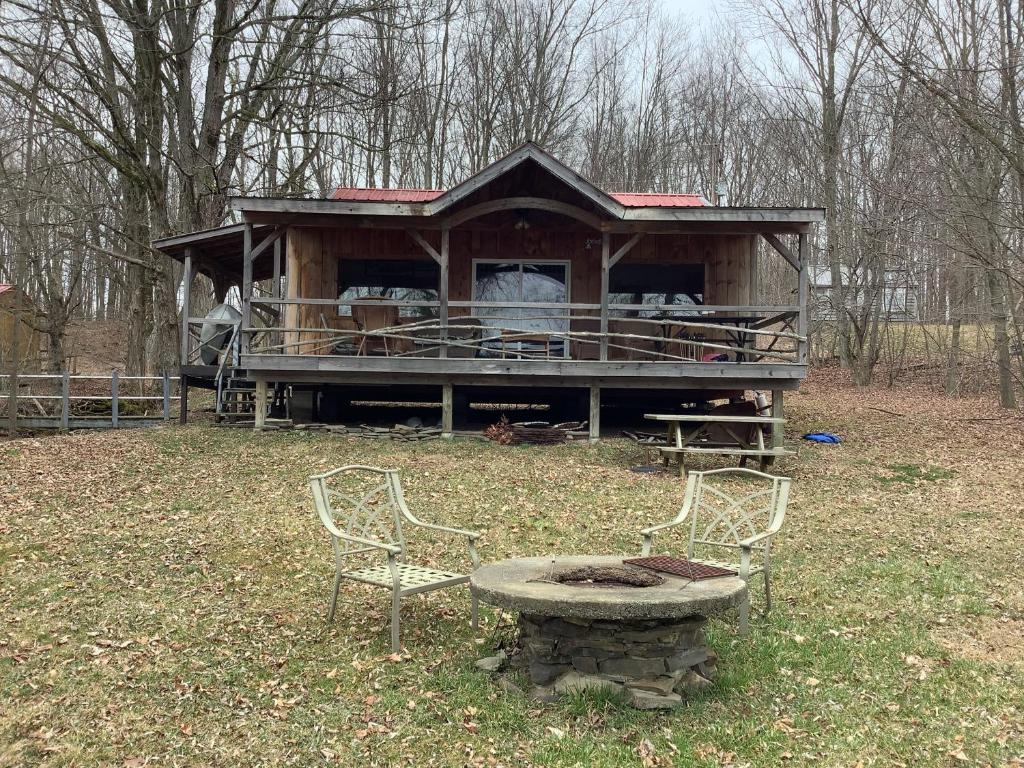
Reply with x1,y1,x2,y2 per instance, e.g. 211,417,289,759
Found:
570,316,601,360
352,297,400,355
609,318,660,360
639,467,791,634
310,465,481,651
447,316,483,358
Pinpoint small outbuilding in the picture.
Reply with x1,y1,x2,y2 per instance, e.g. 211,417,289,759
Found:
0,284,44,373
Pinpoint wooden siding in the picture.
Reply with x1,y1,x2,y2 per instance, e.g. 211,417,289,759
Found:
283,225,755,336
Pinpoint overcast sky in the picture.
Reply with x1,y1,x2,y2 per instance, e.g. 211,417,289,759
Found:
659,0,717,23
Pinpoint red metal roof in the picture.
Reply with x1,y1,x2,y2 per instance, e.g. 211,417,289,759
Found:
329,187,706,207
608,192,705,207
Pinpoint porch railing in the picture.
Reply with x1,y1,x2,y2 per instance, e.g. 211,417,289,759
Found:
212,298,806,365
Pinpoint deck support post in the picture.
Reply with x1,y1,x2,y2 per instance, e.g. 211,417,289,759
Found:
588,386,601,443
771,390,784,449
439,228,450,359
599,233,610,361
254,379,267,430
181,250,195,366
797,233,809,364
241,224,253,355
441,383,453,438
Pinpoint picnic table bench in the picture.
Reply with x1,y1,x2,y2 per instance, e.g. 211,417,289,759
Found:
644,412,795,473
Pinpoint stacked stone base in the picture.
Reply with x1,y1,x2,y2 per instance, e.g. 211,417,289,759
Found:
518,613,717,709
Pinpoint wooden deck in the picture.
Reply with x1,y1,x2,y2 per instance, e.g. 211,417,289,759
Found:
238,353,807,390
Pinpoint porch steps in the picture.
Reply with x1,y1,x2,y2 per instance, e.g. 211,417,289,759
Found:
217,375,257,422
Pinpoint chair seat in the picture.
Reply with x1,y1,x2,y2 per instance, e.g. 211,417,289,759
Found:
690,557,764,579
342,562,469,595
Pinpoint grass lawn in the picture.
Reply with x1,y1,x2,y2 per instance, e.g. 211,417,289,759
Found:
2,373,1023,767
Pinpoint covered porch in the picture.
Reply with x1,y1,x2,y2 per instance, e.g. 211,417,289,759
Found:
154,143,822,437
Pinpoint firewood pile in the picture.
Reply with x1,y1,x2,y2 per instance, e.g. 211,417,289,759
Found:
485,416,587,445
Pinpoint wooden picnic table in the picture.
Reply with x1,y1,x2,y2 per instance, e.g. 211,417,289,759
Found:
644,412,793,472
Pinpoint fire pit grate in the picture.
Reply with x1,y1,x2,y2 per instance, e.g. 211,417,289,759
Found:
623,556,737,581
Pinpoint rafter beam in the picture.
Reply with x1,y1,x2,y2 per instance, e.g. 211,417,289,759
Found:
608,233,644,268
761,232,800,271
406,229,441,263
249,226,284,262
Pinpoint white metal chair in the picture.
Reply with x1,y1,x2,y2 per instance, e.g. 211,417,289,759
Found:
640,467,791,634
310,465,481,651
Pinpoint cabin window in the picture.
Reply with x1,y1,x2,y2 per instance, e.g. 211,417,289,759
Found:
337,259,439,318
608,264,704,317
472,260,570,355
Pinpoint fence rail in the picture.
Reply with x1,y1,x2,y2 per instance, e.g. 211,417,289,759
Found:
0,372,181,430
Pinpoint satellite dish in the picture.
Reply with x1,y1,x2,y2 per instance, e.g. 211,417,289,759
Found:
199,303,242,365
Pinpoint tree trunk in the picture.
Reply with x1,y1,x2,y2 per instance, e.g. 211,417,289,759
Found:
149,264,181,375
944,259,963,395
987,268,1017,408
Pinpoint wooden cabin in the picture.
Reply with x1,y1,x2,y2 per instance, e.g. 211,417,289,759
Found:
154,143,822,437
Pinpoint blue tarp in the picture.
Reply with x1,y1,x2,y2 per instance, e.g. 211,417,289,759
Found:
802,432,842,444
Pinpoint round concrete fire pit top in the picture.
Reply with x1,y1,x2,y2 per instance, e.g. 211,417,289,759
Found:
470,555,747,620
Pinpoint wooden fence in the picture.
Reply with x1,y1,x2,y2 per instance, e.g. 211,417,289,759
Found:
0,373,181,430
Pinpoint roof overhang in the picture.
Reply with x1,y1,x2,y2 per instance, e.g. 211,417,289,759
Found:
227,197,824,228
151,223,279,283
161,143,824,280
225,141,824,231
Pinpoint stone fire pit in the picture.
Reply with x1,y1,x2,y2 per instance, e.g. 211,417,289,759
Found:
470,555,747,709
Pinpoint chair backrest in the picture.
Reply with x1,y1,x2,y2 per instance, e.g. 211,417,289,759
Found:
682,468,791,557
447,316,482,358
309,465,407,558
448,316,482,340
352,298,398,332
570,316,601,360
609,318,659,360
